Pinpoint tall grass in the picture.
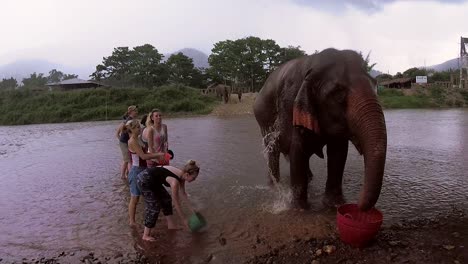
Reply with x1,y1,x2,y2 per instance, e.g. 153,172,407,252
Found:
378,86,466,109
0,85,218,125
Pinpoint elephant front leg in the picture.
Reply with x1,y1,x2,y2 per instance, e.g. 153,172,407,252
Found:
323,138,348,207
289,127,311,209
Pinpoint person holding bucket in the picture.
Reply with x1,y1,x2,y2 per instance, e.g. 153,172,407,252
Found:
137,160,200,241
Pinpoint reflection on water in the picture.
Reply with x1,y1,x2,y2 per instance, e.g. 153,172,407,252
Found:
0,109,467,263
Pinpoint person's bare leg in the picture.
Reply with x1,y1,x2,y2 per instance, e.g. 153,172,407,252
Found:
121,161,129,179
128,196,139,225
142,227,156,241
165,215,181,229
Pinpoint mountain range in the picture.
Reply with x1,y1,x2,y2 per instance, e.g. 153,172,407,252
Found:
0,49,462,81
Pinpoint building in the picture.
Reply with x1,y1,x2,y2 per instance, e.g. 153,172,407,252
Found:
379,77,414,89
46,78,107,91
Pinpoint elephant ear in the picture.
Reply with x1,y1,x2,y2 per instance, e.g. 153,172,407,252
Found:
293,68,321,134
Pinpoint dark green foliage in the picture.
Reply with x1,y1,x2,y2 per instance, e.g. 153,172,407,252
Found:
0,77,18,90
0,85,217,125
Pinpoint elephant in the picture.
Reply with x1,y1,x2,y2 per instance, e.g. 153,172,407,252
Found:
253,48,387,211
212,84,231,103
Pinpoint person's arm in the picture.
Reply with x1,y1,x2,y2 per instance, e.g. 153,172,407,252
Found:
179,181,195,214
163,124,169,152
128,138,164,160
147,127,155,153
116,123,124,140
168,178,187,226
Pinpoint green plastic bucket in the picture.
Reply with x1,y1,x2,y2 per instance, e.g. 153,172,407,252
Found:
188,212,207,232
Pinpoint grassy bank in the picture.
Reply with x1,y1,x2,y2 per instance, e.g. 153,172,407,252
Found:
378,86,468,109
0,85,218,125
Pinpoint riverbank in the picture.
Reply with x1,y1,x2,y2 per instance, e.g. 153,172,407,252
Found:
11,208,466,264
1,85,466,126
247,208,467,264
378,86,468,108
0,85,217,125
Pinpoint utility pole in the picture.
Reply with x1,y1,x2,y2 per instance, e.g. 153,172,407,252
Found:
460,36,463,89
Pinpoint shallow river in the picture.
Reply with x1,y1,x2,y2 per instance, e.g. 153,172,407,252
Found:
0,110,467,263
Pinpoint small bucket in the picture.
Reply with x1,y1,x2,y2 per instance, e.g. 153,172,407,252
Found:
188,212,207,232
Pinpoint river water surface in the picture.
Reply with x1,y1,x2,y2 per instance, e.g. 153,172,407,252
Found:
0,110,467,263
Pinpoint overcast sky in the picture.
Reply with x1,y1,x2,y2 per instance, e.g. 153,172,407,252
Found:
1,0,467,74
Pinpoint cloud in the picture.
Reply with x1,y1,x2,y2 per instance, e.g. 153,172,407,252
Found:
293,0,468,14
0,0,467,75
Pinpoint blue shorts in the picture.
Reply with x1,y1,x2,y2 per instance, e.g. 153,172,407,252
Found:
128,166,145,196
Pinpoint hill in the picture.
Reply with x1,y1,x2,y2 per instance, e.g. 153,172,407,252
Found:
164,48,209,69
425,58,460,72
0,59,93,81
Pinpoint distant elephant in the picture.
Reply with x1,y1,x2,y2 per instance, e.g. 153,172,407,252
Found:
253,48,387,211
213,84,231,103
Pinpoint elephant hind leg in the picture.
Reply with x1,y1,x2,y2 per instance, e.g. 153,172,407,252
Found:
261,123,280,184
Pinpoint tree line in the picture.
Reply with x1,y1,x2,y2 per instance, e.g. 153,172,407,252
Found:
89,38,308,91
0,69,77,90
375,67,455,83
5,35,456,92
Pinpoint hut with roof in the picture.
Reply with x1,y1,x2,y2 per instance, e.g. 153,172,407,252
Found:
46,78,107,91
379,77,414,89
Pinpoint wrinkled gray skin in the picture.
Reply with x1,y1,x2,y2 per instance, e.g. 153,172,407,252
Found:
213,84,231,103
253,48,387,211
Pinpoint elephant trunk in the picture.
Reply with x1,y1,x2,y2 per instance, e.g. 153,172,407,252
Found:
347,86,387,211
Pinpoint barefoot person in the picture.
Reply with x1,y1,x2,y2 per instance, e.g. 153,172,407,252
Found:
137,160,200,241
142,109,169,167
125,119,166,226
116,105,139,179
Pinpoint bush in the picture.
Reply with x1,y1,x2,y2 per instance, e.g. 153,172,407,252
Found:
0,85,217,125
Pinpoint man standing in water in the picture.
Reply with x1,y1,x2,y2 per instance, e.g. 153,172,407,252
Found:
116,105,138,179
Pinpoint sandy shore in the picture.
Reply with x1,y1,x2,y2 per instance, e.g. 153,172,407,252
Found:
209,92,257,116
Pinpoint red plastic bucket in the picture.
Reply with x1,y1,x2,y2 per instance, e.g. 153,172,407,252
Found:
337,204,383,247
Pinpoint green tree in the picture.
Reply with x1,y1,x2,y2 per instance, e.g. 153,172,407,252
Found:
375,73,393,82
0,77,18,90
91,45,167,87
91,47,133,86
278,45,307,65
403,67,427,78
47,69,64,83
166,52,197,86
63,74,78,80
22,73,48,89
130,44,167,87
359,51,377,73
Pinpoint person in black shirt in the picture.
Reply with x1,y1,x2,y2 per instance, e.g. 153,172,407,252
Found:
137,160,200,241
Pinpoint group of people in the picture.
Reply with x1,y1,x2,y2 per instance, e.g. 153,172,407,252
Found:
116,105,201,241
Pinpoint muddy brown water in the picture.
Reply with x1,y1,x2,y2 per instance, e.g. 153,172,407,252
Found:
0,109,467,263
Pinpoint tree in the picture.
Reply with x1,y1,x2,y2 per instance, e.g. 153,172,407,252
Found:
403,67,427,79
47,69,64,83
63,73,78,80
208,37,286,91
0,77,18,90
278,45,307,65
130,44,167,87
91,44,167,87
22,73,48,89
166,52,197,86
91,47,133,85
360,51,377,73
375,73,393,82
